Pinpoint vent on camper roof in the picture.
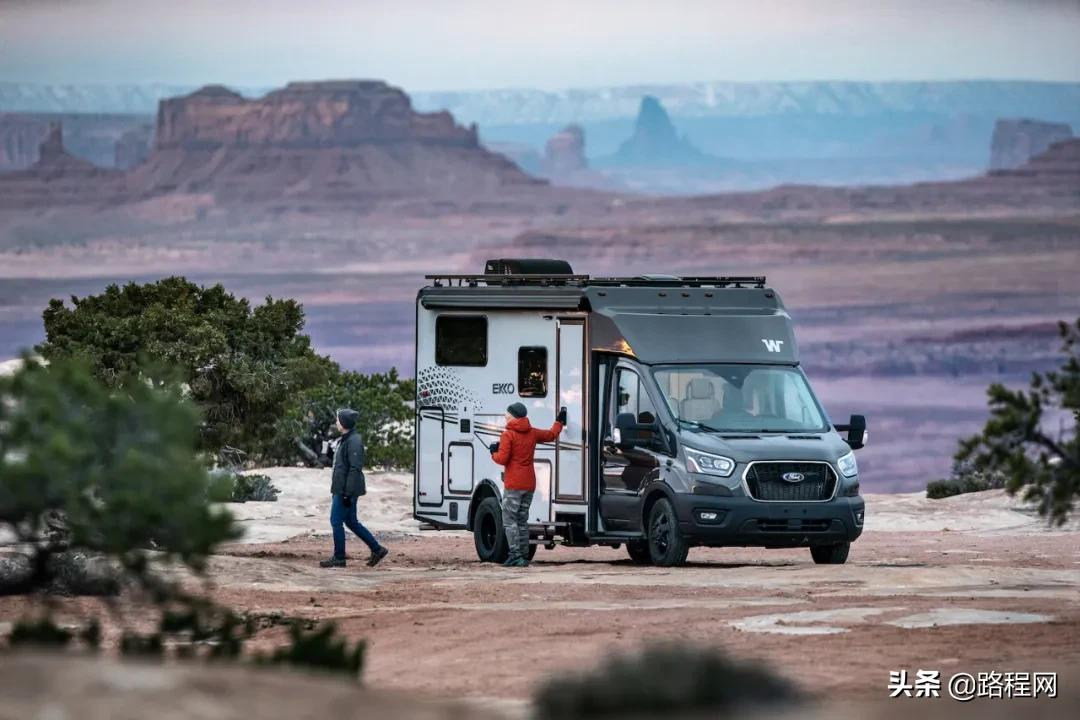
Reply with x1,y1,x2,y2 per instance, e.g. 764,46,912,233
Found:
484,258,574,275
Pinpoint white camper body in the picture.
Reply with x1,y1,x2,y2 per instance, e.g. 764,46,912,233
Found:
414,307,589,531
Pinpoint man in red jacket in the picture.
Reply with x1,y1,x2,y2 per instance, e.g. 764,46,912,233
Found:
490,402,566,567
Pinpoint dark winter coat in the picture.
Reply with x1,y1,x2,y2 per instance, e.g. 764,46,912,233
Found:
331,430,367,496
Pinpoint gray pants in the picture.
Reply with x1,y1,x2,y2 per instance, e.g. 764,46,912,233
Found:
502,490,534,562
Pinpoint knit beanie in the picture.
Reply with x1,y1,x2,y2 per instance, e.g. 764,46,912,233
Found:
337,408,360,430
506,402,528,419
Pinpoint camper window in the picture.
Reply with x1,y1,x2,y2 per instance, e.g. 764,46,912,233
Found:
518,347,548,397
435,316,488,366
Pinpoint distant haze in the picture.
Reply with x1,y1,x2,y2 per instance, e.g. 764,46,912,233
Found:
2,0,1079,89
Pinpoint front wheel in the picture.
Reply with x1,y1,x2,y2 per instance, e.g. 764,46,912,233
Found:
473,497,509,563
647,498,689,567
810,542,850,565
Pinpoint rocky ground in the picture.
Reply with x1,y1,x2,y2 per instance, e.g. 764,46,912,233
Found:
4,469,1077,717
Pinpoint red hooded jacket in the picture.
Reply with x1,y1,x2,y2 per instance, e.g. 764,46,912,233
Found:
492,416,564,492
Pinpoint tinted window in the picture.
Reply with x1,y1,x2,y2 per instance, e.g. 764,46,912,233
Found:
518,347,547,397
436,316,487,366
612,368,656,425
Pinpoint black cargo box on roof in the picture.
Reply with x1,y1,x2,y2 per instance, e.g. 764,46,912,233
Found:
484,258,574,275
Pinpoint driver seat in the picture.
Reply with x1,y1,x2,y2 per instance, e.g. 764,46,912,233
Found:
680,378,720,422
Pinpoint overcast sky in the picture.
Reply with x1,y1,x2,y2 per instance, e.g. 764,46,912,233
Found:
2,0,1079,90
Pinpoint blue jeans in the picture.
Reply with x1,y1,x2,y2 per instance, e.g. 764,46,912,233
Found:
330,493,381,559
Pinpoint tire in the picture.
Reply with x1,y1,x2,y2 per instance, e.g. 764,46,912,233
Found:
527,544,538,562
626,539,652,565
647,498,689,567
473,497,509,563
810,542,850,565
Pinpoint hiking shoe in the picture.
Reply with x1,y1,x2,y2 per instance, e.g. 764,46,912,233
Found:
503,557,527,567
319,556,346,568
367,547,389,567
502,556,521,567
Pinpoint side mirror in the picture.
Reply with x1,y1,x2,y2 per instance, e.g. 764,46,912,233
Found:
835,414,867,450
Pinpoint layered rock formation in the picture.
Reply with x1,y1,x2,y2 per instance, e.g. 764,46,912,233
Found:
0,123,121,207
543,124,587,175
0,114,47,170
611,96,710,167
130,81,539,200
989,118,1073,170
0,113,151,170
114,124,153,168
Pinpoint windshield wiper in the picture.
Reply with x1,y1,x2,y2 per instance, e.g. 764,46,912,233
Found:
676,421,799,435
677,419,727,434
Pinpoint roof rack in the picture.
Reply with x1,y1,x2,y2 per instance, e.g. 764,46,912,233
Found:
424,274,766,289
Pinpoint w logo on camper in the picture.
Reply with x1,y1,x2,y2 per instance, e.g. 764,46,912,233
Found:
761,338,785,353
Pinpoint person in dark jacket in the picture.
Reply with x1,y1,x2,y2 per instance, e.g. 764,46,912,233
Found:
490,402,566,567
320,408,389,568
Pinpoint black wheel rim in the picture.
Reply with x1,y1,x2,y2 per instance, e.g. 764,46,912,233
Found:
480,511,497,553
650,508,671,555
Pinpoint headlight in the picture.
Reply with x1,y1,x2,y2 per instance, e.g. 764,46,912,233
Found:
685,447,735,477
837,451,858,478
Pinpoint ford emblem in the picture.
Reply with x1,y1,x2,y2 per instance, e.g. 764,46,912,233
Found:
781,472,805,483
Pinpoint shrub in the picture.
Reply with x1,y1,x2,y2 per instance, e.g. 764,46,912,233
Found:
956,318,1080,525
926,458,1006,499
36,277,336,460
272,368,415,471
533,643,800,719
231,473,280,503
0,354,239,597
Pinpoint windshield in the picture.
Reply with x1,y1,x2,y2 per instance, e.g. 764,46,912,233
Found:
652,364,828,433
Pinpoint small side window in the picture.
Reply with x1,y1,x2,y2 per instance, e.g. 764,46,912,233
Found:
436,316,487,366
518,346,547,397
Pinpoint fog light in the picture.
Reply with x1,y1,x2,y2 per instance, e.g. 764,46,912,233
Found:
854,510,864,526
696,510,725,524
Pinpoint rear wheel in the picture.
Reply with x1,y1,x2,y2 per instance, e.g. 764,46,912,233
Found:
626,539,652,564
810,542,850,565
647,498,689,567
473,497,509,563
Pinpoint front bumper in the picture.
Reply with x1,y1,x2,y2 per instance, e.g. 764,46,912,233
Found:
671,491,864,547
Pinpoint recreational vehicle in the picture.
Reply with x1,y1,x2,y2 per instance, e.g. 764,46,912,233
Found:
413,259,866,566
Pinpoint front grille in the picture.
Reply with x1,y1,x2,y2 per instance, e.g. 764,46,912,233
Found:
745,462,836,501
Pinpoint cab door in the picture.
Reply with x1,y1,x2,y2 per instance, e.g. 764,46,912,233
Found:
599,364,661,531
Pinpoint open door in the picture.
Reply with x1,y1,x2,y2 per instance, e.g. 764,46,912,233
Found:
555,319,586,502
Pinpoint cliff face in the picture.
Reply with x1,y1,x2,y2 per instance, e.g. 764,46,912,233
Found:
114,124,153,169
133,81,538,200
0,115,47,170
543,124,587,175
0,113,151,171
611,96,710,168
989,118,1073,170
155,82,479,150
